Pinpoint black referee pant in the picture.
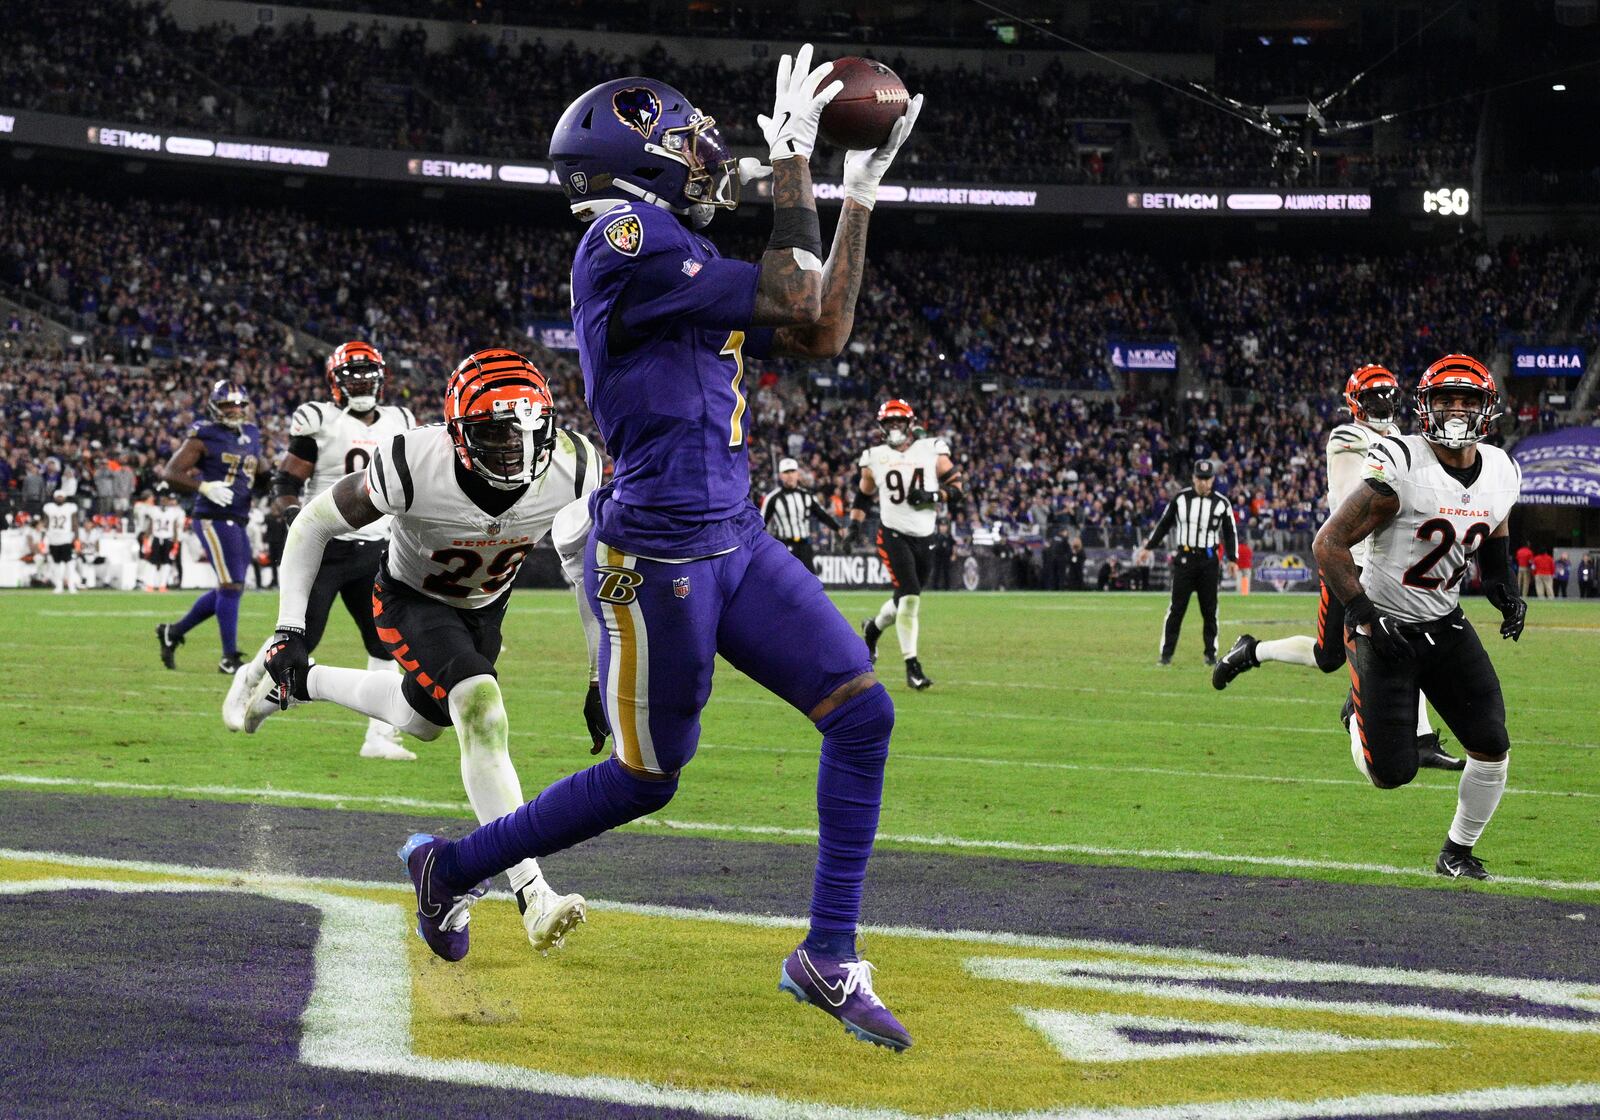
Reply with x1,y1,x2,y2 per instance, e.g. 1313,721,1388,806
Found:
778,537,816,572
1161,548,1220,661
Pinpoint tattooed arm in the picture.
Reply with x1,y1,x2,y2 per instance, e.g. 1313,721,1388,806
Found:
766,200,870,357
751,157,824,328
1313,481,1399,604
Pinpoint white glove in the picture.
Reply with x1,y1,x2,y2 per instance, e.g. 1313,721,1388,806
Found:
756,44,843,163
198,480,234,506
736,157,772,186
842,93,923,210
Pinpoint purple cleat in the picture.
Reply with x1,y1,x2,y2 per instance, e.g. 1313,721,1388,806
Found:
779,945,912,1051
398,833,487,962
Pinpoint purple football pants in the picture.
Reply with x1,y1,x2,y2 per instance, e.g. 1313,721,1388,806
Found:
443,519,889,952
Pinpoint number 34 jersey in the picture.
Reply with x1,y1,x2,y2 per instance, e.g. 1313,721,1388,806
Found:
1359,434,1521,624
860,437,950,538
290,401,416,542
366,423,599,609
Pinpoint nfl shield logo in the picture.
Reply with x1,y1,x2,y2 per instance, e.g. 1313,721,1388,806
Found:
681,258,702,278
673,576,691,599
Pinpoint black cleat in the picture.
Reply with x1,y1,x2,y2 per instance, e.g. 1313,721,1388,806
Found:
218,652,245,675
1157,655,1172,666
1211,634,1258,691
1340,690,1356,731
1204,655,1217,667
861,619,880,664
155,623,182,670
1436,846,1491,881
1417,732,1466,772
905,657,932,690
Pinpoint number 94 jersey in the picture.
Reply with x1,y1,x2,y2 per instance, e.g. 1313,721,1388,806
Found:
860,436,950,538
289,401,416,543
366,424,599,609
1359,434,1521,623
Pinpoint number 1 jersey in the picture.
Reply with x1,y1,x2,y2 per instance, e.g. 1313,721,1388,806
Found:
365,424,599,609
1359,434,1520,623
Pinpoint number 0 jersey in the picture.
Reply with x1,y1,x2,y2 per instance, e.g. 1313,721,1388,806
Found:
1359,434,1521,624
1325,419,1397,569
365,424,599,608
859,437,950,538
289,401,416,543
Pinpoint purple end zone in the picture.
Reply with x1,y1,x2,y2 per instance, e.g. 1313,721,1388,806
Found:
0,890,725,1120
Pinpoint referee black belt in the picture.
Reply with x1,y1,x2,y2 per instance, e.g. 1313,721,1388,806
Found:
1176,546,1218,557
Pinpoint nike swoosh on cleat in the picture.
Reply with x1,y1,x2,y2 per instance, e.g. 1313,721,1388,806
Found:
418,849,442,918
799,951,849,1008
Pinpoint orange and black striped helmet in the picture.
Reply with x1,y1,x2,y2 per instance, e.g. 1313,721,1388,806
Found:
326,341,386,411
1342,364,1402,426
444,349,557,488
1415,354,1500,449
876,398,916,447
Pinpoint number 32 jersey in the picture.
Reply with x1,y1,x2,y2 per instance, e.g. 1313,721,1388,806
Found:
860,436,950,538
1359,434,1520,623
289,401,416,543
366,423,599,608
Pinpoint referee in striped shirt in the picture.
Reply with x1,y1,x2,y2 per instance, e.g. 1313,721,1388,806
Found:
762,457,843,570
1136,459,1237,666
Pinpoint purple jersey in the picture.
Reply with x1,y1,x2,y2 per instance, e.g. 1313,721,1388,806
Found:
188,420,262,520
571,203,773,559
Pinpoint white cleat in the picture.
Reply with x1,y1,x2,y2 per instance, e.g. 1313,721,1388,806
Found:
241,669,306,734
523,892,588,955
359,728,417,761
223,651,269,732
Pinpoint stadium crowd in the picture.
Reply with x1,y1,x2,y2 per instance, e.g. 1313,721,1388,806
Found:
4,1,1485,187
3,182,1594,560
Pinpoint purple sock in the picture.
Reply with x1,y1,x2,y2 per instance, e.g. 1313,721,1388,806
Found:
170,590,218,639
804,684,892,960
215,587,243,656
440,756,677,890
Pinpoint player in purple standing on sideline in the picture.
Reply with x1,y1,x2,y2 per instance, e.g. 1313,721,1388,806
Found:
155,380,267,674
393,45,924,1051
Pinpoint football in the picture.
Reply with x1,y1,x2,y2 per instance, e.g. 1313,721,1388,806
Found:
818,56,910,150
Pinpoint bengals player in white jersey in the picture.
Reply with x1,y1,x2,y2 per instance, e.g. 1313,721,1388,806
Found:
1313,355,1527,882
223,341,417,759
247,349,600,952
851,399,962,691
1213,365,1461,770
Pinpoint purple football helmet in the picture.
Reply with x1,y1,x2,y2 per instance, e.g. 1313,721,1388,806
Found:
548,77,739,228
207,379,250,429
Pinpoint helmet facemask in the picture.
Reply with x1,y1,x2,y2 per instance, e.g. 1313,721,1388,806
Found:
882,419,912,449
333,362,385,414
452,399,557,490
652,114,738,228
1354,385,1402,425
208,387,249,430
1418,385,1496,449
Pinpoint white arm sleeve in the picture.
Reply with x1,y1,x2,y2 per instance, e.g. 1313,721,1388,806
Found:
552,497,601,681
274,487,356,632
1327,448,1366,511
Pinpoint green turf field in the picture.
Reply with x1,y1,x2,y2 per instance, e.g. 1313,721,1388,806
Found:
1,587,1594,901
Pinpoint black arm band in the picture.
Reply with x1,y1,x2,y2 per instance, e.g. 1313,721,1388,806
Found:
287,435,319,462
767,207,823,259
1478,536,1512,587
271,470,305,500
852,489,875,513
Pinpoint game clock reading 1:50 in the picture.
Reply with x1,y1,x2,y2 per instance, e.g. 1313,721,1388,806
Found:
1422,187,1471,217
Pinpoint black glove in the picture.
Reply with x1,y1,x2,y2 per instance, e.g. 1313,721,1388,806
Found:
283,504,302,528
263,628,310,709
1344,593,1414,662
1485,583,1527,641
842,522,861,548
905,486,937,508
584,680,611,755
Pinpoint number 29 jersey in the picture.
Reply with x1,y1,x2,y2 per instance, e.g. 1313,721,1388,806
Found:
289,401,415,543
366,424,599,609
860,437,950,538
1359,434,1520,624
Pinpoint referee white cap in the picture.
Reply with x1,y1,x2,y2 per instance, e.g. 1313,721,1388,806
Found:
778,457,800,472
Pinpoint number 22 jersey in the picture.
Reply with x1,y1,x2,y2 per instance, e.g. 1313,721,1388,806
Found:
365,424,599,609
1359,434,1520,623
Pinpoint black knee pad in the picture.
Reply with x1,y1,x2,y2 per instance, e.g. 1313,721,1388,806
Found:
1313,640,1346,674
1369,747,1419,789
